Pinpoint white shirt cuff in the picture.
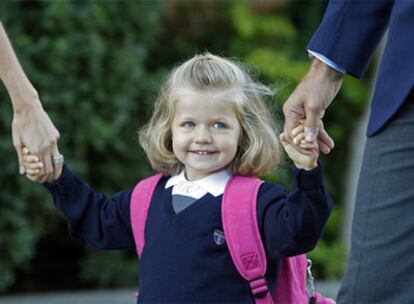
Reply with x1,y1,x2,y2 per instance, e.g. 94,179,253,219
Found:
308,50,346,74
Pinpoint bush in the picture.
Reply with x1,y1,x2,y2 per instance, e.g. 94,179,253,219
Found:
0,0,164,292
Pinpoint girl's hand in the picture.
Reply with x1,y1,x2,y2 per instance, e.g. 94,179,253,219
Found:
279,124,319,170
22,147,47,183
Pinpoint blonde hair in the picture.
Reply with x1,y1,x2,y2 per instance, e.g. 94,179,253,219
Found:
139,52,281,176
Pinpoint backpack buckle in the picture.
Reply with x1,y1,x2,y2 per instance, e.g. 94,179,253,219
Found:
249,277,269,298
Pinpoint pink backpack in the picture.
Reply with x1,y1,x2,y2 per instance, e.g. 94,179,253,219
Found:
130,173,336,304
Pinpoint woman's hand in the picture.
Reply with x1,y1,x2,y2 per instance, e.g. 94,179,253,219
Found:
22,146,63,183
13,103,62,182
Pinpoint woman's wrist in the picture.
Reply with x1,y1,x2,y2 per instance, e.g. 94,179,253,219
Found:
11,90,42,114
4,68,41,113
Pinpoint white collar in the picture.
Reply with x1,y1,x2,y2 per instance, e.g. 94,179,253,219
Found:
165,170,232,197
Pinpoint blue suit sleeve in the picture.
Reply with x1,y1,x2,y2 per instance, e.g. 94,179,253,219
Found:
307,0,394,78
43,165,135,250
257,164,333,259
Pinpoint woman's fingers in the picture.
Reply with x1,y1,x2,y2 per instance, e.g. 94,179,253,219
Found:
39,147,53,182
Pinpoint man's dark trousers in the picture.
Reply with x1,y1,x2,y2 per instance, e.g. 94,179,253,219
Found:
337,93,414,304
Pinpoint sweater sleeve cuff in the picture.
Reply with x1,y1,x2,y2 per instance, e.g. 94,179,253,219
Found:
291,162,324,189
43,164,73,195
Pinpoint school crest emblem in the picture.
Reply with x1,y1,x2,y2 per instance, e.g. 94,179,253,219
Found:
213,229,226,245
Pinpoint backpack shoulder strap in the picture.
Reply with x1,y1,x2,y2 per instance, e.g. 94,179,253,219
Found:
130,173,164,257
223,176,311,304
222,175,274,303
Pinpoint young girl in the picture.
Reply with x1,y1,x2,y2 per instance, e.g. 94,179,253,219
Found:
23,53,332,303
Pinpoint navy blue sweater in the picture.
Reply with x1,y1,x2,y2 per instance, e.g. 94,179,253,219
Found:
44,165,332,303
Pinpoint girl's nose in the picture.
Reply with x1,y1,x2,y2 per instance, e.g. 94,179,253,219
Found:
194,126,212,144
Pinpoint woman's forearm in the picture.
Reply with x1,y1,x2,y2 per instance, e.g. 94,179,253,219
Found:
1,22,61,181
0,22,41,112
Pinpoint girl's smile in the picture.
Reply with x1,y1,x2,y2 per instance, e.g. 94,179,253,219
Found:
172,91,241,181
190,150,217,155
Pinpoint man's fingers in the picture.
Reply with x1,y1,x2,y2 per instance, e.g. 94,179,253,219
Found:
304,120,320,143
318,127,335,153
282,101,305,144
319,141,331,155
299,140,318,150
303,104,324,142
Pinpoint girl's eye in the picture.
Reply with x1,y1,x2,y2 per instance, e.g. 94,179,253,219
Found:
182,122,195,128
213,122,226,129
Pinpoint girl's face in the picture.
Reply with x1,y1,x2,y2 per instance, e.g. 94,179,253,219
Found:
172,92,241,181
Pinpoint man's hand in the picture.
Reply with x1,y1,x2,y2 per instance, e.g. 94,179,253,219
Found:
280,125,319,170
12,102,62,182
283,58,343,154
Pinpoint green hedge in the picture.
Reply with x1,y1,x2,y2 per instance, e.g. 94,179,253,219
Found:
0,0,164,291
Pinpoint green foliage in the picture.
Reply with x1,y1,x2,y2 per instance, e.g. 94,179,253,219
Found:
307,207,347,279
232,3,296,41
1,0,164,292
308,241,347,279
80,251,138,287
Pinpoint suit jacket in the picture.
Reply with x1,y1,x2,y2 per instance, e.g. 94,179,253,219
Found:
307,0,414,136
